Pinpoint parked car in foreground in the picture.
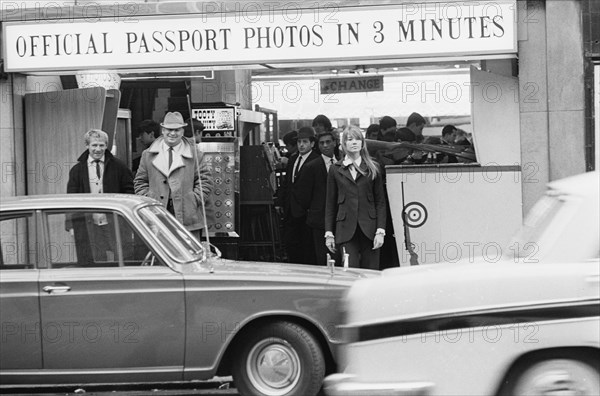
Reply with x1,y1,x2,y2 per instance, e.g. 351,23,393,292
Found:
325,171,600,396
0,194,379,396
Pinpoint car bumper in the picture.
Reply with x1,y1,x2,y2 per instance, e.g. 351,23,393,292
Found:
323,374,433,396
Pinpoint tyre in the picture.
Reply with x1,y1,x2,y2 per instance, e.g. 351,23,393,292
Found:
232,321,325,396
509,358,600,396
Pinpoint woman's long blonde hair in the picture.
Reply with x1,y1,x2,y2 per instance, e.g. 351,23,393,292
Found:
340,125,380,180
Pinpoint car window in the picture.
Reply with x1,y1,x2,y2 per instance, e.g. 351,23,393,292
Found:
0,212,36,270
138,205,203,263
45,210,164,268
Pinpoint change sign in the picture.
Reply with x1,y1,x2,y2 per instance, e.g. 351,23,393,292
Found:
320,75,384,94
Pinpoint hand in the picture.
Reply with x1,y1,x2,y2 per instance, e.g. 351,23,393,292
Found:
325,236,337,253
373,234,384,250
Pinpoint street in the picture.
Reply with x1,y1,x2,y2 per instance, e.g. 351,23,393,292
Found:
0,379,239,396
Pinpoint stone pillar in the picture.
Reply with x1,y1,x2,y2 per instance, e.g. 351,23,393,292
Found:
518,0,586,215
546,0,586,181
0,74,27,198
518,0,551,215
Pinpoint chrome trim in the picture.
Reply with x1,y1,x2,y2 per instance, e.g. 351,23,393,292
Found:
0,366,182,376
324,374,433,396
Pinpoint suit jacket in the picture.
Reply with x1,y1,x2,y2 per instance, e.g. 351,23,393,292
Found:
283,150,320,220
134,137,213,231
325,161,386,244
67,149,134,194
301,156,331,229
66,150,134,259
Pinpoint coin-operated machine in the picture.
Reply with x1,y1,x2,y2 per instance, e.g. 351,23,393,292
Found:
192,105,240,240
191,106,236,138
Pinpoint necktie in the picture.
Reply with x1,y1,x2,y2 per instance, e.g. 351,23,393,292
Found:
168,147,173,169
294,156,302,182
93,159,101,180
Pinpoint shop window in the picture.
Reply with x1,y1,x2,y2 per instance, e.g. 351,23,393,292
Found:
0,212,36,270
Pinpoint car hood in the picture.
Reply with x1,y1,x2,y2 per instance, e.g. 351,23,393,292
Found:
179,257,381,287
345,258,600,325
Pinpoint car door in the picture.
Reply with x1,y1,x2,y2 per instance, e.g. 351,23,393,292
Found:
37,208,185,384
0,211,41,374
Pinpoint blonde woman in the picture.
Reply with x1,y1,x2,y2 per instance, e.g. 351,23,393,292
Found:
324,125,387,269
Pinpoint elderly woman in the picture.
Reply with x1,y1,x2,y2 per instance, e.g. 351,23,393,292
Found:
324,125,387,270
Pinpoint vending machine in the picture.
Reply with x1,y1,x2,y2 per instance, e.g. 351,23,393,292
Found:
191,106,236,137
192,105,240,238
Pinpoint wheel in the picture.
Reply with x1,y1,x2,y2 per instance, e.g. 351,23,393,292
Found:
232,322,325,396
509,358,600,396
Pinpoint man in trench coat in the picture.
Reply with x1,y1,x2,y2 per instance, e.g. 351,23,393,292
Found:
134,112,213,236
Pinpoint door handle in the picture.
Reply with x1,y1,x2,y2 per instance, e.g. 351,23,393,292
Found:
42,285,71,294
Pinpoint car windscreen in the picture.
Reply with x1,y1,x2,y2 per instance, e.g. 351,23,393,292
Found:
137,205,204,263
507,193,564,261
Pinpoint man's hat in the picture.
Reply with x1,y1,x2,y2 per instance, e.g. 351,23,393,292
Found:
282,130,298,145
161,112,188,129
297,126,316,140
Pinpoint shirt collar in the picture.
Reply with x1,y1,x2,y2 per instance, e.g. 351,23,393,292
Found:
87,154,105,165
322,154,334,163
342,155,362,167
299,151,311,161
161,140,183,153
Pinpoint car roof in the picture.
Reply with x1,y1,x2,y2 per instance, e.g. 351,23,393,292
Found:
0,194,158,212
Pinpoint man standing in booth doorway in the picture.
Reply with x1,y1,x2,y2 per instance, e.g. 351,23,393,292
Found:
134,112,213,239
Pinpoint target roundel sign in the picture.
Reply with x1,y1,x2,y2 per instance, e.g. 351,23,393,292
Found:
402,202,428,228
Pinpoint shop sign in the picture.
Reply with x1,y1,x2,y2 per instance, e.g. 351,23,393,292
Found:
2,1,517,72
321,76,383,94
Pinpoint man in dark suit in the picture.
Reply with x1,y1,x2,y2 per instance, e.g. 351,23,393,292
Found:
283,126,320,264
301,131,340,266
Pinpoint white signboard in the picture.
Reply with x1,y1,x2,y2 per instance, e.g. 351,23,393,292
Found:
3,1,517,72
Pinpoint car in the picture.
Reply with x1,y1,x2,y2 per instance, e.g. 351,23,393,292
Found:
324,171,600,396
0,194,379,396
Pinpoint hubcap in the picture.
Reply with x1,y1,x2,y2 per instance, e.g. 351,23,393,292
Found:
514,360,600,396
524,370,590,395
247,338,301,396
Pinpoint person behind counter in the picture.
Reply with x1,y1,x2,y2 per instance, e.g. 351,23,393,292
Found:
365,124,382,140
134,111,213,240
325,125,387,270
405,112,426,143
132,119,160,174
379,116,398,142
189,120,206,144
